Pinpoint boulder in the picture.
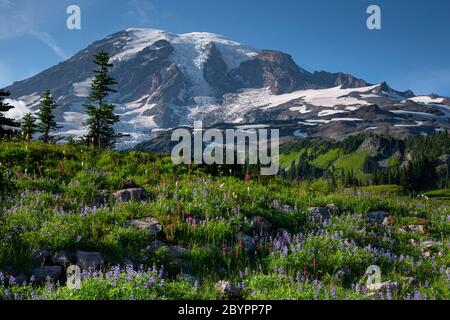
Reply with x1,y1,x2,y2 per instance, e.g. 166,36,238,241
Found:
76,251,104,271
215,280,242,298
308,207,331,220
250,216,272,233
31,266,63,283
275,228,291,237
31,249,53,266
127,217,162,236
147,240,167,252
51,250,74,267
168,245,189,257
180,273,198,286
326,204,340,215
367,281,399,299
113,188,148,202
366,211,390,225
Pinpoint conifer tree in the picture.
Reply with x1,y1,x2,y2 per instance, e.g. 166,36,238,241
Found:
0,90,18,137
21,113,37,142
84,51,120,149
38,90,59,143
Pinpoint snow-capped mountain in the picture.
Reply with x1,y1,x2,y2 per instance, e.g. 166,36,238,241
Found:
2,28,450,148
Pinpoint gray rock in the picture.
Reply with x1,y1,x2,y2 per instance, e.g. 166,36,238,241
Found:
127,217,162,236
180,273,198,286
367,281,399,299
147,240,167,252
31,266,63,283
113,188,148,202
400,225,425,234
76,251,104,271
250,216,272,233
51,250,73,266
215,280,242,298
308,207,331,220
276,228,291,237
168,245,189,257
366,211,390,225
326,204,340,215
31,249,52,266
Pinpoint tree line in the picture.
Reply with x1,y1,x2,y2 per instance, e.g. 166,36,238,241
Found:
0,51,119,149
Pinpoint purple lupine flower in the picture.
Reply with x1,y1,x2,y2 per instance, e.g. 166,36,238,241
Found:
331,286,336,299
414,291,422,300
9,276,16,286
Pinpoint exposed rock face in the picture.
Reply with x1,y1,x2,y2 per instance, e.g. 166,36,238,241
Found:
311,71,370,88
76,251,105,271
203,43,233,96
232,50,312,94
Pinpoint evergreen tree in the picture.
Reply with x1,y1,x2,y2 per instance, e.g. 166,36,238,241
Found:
38,90,59,143
84,51,120,149
0,90,18,137
21,113,37,142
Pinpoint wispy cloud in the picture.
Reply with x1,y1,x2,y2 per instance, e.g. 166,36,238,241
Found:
126,0,159,24
0,0,67,59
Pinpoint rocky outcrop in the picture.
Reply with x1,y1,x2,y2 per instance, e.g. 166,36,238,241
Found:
231,50,313,94
311,71,370,89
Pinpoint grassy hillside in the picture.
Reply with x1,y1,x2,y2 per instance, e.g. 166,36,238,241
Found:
0,142,448,300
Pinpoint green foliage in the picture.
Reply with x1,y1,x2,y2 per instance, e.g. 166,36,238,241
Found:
20,113,38,142
83,51,120,149
0,90,18,137
0,142,448,300
312,148,341,169
38,90,59,143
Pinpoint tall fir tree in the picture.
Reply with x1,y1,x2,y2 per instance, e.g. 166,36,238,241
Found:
84,51,120,149
21,113,37,142
0,90,18,137
38,90,59,143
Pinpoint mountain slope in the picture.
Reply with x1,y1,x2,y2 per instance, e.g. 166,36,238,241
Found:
2,28,449,148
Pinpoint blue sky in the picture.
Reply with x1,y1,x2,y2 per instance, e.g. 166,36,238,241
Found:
0,0,449,95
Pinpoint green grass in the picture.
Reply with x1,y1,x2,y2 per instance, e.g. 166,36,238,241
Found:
387,155,401,168
312,148,341,170
279,149,305,170
333,152,368,172
357,185,404,196
424,189,450,200
0,142,448,300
